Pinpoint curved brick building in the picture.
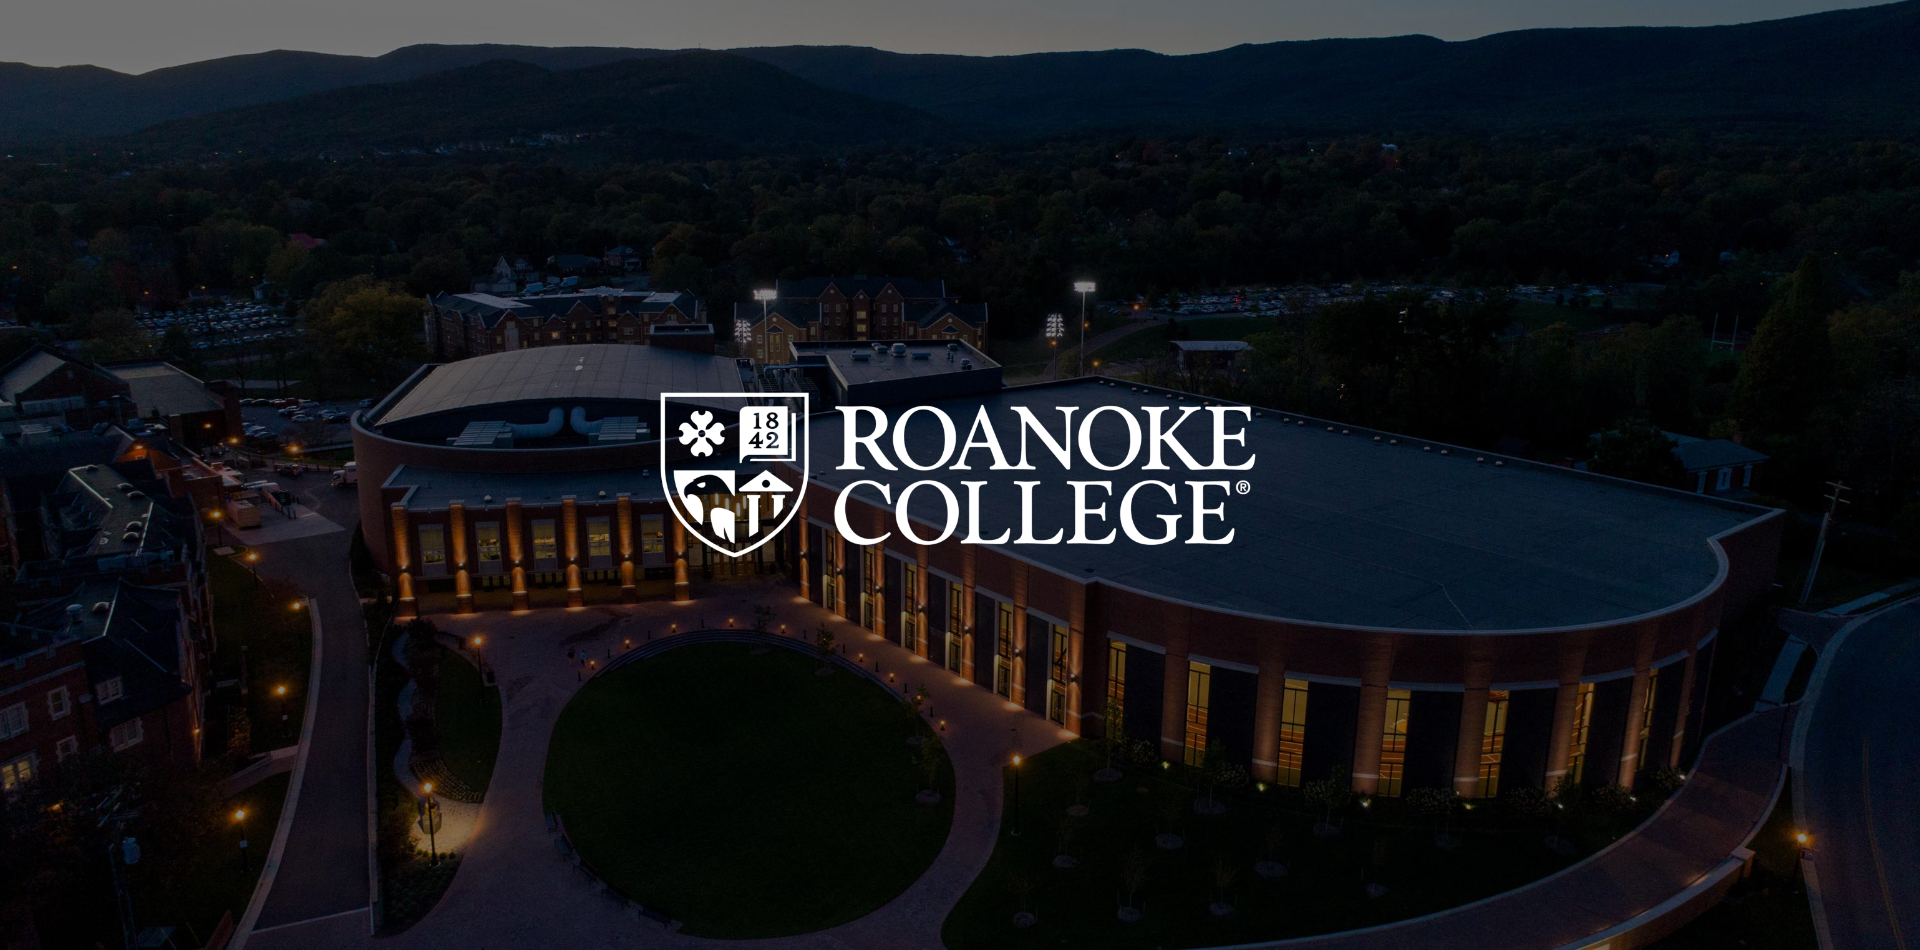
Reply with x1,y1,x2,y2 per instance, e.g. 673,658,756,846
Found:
353,344,773,616
781,378,1781,799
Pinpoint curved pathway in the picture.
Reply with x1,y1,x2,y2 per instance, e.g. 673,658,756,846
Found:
1794,597,1920,950
389,577,1067,950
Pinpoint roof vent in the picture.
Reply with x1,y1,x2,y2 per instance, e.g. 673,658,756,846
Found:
123,532,141,543
85,464,99,472
1494,459,1506,467
1389,438,1400,445
127,490,145,499
93,602,111,614
116,482,134,491
910,351,930,361
1423,446,1433,451
126,521,143,531
1475,456,1486,464
483,495,493,503
891,343,907,357
1439,449,1451,456
597,490,607,498
1373,436,1382,442
851,352,872,362
960,359,973,370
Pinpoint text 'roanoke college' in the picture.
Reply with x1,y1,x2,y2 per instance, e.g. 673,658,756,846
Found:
829,404,1256,547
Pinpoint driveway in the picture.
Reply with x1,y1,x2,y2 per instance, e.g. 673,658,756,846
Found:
1795,598,1920,950
243,482,374,945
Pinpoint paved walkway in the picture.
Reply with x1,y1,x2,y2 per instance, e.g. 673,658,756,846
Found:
1225,705,1794,950
284,576,1062,950
1794,597,1920,950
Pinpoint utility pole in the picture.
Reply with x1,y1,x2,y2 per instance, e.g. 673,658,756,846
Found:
1799,481,1850,606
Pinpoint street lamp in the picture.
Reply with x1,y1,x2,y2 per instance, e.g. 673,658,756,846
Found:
276,684,289,737
234,809,250,871
472,635,487,693
1044,313,1064,359
1010,754,1022,837
422,782,439,864
246,550,259,583
1073,281,1096,375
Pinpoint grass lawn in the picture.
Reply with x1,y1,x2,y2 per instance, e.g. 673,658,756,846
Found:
134,772,290,948
943,741,1655,950
208,555,311,755
544,642,954,937
994,311,1136,375
433,647,501,797
1648,783,1815,949
1093,315,1279,365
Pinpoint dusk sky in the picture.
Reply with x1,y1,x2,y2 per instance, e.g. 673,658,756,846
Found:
3,0,1884,74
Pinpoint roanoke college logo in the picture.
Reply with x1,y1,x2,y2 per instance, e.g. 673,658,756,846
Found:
659,393,810,557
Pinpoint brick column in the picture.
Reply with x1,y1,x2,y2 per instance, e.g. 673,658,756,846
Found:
561,496,583,608
1250,636,1287,783
1158,607,1192,762
1064,583,1087,735
960,546,977,683
506,498,528,612
1350,636,1396,794
1616,631,1657,787
672,519,691,603
914,545,930,659
1544,638,1590,787
1667,645,1700,768
616,494,637,603
1453,655,1493,797
390,503,416,621
449,501,473,614
1011,563,1030,708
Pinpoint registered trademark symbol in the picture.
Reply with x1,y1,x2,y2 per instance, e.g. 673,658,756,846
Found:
1235,480,1251,495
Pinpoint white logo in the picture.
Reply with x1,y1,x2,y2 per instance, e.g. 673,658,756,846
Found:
659,393,809,558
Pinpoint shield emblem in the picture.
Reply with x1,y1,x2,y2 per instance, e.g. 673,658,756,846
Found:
659,392,809,558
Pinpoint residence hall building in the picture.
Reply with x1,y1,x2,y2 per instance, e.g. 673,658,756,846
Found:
426,288,706,359
734,278,988,364
780,378,1782,798
352,344,782,617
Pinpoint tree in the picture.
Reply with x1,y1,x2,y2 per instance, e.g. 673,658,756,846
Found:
1198,744,1249,811
1588,420,1684,487
1735,255,1838,441
302,277,426,392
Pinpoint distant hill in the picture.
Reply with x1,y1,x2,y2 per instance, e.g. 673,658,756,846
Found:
4,1,1918,147
118,53,947,156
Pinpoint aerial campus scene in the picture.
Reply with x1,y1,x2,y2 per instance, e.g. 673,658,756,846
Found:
0,2,1916,949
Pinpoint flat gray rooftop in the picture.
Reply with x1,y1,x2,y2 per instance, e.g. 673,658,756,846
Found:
387,464,671,510
809,380,1770,632
808,341,995,388
108,362,223,416
376,345,745,426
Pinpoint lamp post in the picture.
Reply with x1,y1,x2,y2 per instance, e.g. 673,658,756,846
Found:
276,684,289,738
1072,281,1096,376
234,809,250,871
1045,313,1064,369
1010,754,1022,837
752,288,777,360
471,635,486,694
246,550,259,583
422,782,439,865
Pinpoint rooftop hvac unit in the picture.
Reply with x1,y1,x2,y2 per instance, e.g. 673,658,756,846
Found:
851,352,872,362
911,352,930,361
891,343,907,357
960,359,973,370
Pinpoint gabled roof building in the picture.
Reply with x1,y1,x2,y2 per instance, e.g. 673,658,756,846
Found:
426,288,707,359
733,277,988,364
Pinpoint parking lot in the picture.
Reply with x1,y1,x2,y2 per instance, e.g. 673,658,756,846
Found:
238,397,370,448
137,300,298,352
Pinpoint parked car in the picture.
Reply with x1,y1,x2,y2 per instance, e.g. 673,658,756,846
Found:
275,463,303,478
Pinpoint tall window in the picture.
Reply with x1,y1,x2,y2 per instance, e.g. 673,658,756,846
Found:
96,677,124,704
1106,641,1127,734
1277,678,1309,787
110,718,143,751
531,520,558,565
1183,661,1212,766
819,532,840,613
994,602,1014,697
640,515,665,561
0,754,34,792
47,687,69,720
900,563,920,653
861,547,879,629
586,517,612,565
1568,682,1595,785
0,703,26,740
1635,671,1660,774
475,522,503,572
1379,688,1412,797
1478,690,1510,798
418,524,446,576
1047,624,1069,725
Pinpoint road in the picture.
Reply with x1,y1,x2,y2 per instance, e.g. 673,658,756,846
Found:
245,481,373,940
1796,598,1920,950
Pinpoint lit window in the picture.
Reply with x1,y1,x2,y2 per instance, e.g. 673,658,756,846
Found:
418,524,446,576
0,703,26,740
532,520,558,565
586,517,612,564
96,677,124,704
1478,690,1509,798
900,563,919,653
1184,661,1212,766
640,515,665,560
1047,624,1069,725
110,718,144,751
0,754,34,791
994,603,1014,698
55,736,79,760
1568,682,1595,784
1379,689,1411,797
475,522,502,572
1277,678,1309,787
47,687,70,720
1106,640,1127,733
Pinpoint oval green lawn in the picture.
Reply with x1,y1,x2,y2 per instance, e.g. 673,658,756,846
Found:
544,641,956,937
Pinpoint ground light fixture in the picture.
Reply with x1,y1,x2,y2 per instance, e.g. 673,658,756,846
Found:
423,782,440,864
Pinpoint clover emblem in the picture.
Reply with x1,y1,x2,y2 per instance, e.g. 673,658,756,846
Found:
678,410,725,457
